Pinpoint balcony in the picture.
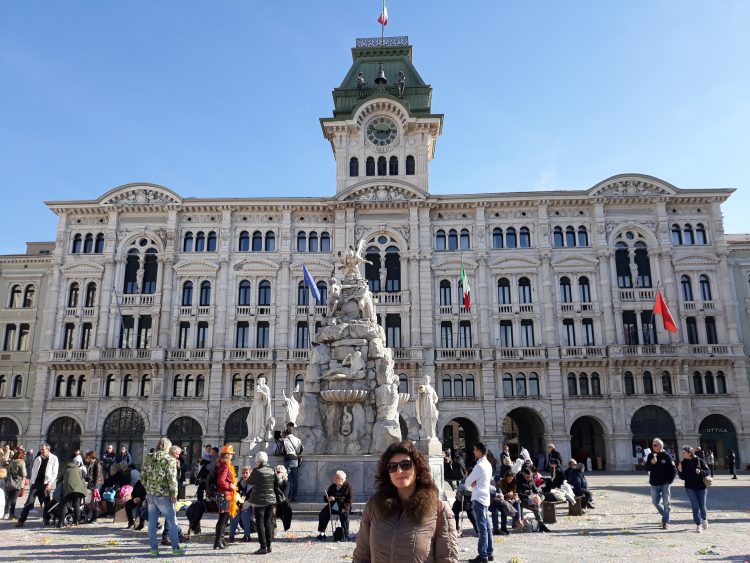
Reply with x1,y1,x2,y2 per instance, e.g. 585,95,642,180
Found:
50,349,88,361
374,291,408,306
289,349,309,361
616,288,656,302
119,293,160,307
101,348,156,360
176,305,214,317
225,348,271,361
234,305,275,317
393,347,423,361
496,347,546,360
682,300,717,312
609,344,677,357
496,303,537,315
435,348,480,361
166,349,211,361
687,344,731,356
560,346,605,358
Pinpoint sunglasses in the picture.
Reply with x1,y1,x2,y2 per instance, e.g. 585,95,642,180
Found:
387,459,414,473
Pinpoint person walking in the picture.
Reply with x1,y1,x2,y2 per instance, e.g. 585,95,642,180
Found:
353,440,458,562
4,449,26,519
281,427,303,502
247,451,277,555
212,445,238,550
677,445,710,533
705,450,715,477
645,437,676,529
58,453,88,527
726,450,737,479
16,443,58,527
140,438,185,556
465,442,493,563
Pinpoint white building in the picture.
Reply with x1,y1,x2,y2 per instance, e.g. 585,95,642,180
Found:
1,36,747,471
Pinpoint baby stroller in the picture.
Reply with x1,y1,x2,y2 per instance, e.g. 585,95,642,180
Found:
50,483,86,527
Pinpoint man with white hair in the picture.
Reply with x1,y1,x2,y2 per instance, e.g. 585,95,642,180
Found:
15,443,58,527
247,451,278,554
316,469,353,541
645,437,676,529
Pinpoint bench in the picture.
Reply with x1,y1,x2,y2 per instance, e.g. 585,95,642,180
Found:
542,496,583,524
113,501,128,523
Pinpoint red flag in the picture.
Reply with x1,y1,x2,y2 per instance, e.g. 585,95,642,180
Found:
653,289,678,333
377,0,389,26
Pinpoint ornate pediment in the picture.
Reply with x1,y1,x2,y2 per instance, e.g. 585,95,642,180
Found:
551,255,599,269
589,175,678,198
291,260,335,278
99,184,182,207
233,258,281,276
338,181,427,203
173,259,220,276
61,262,105,277
488,256,541,272
431,258,478,275
672,254,720,267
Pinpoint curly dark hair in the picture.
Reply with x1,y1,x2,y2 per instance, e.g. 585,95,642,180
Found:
373,440,436,501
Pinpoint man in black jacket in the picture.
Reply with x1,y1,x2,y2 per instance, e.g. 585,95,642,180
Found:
515,468,549,532
645,437,676,529
547,444,563,468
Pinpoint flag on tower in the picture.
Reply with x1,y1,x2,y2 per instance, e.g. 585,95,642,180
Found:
378,0,389,26
303,265,321,303
653,289,678,333
459,264,471,311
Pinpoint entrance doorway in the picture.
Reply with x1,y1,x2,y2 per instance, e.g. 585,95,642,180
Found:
631,405,676,468
700,414,739,468
224,407,250,455
442,417,479,468
102,407,146,465
0,417,19,447
167,416,203,473
47,417,82,463
570,416,606,470
502,408,545,465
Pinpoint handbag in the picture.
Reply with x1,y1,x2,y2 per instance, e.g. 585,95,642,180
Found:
703,475,714,487
274,482,287,504
215,492,231,514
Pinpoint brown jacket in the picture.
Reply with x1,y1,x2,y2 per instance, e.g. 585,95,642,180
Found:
353,486,458,563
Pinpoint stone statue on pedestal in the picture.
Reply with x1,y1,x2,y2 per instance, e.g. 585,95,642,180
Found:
416,375,439,440
283,384,300,426
243,376,275,443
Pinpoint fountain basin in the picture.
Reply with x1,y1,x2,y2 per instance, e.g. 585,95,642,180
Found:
320,389,368,403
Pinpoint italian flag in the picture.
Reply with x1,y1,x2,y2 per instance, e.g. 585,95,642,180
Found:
460,264,471,311
653,289,678,334
378,0,389,26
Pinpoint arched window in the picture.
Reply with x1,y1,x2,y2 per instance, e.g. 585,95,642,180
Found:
519,226,531,248
716,371,727,394
565,226,576,247
405,155,415,175
9,285,22,308
77,375,86,397
553,226,564,247
389,156,398,175
579,276,591,302
506,227,517,248
567,373,577,396
23,285,35,308
699,275,712,301
671,224,682,245
244,375,255,397
184,374,195,397
95,233,105,253
643,371,654,394
447,229,458,251
7,374,21,398
206,231,217,252
459,229,470,250
238,231,250,252
142,249,158,294
591,372,601,396
377,156,387,176
199,281,211,306
140,374,151,397
624,371,635,395
320,232,331,252
122,374,133,397
297,281,309,306
502,373,513,397
84,282,97,307
72,234,82,253
633,242,652,287
317,281,328,305
68,282,80,308
183,232,194,252
518,277,532,304
297,231,307,252
579,373,589,396
308,231,319,252
497,278,511,305
704,371,715,394
238,280,251,306
683,224,695,245
661,371,672,394
577,226,589,247
258,281,271,306
439,280,452,306
692,371,703,394
181,281,193,306
252,231,263,252
66,374,75,396
349,157,359,176
195,231,206,252
442,376,452,397
465,375,475,397
105,374,115,397
515,373,527,396
681,275,693,301
173,374,183,397
54,375,64,397
453,375,464,397
695,223,707,245
435,230,446,251
83,233,94,253
366,156,375,176
398,373,408,394
492,227,503,249
294,374,305,394
232,374,243,397
529,372,540,396
265,231,276,251
559,277,572,303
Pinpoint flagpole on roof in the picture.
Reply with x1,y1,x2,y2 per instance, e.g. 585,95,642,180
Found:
457,251,462,350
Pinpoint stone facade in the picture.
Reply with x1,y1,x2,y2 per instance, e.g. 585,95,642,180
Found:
1,38,749,472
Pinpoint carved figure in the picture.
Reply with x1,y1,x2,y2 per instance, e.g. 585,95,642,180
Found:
415,375,439,440
339,240,372,280
356,72,368,98
341,405,353,436
243,376,275,443
282,385,300,426
379,267,387,292
321,350,366,380
396,71,406,98
328,276,342,317
357,291,376,322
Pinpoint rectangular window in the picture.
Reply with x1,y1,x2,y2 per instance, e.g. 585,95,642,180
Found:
705,317,717,344
440,322,453,348
18,323,30,351
296,322,309,349
582,318,595,346
686,316,699,345
79,323,92,349
196,321,208,349
520,319,534,347
256,322,270,348
178,322,190,349
63,323,75,350
641,311,657,345
458,320,472,348
622,311,638,345
236,322,249,348
136,316,152,348
563,319,576,346
119,316,134,349
499,321,513,347
386,314,402,348
3,324,17,351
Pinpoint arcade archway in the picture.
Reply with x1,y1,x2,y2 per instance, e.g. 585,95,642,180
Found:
224,407,250,455
102,407,145,465
0,417,19,447
167,416,203,472
502,408,545,463
631,405,676,467
442,417,479,464
47,417,82,463
570,416,606,470
700,414,739,468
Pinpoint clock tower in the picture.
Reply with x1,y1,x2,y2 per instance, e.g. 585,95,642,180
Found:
320,36,444,197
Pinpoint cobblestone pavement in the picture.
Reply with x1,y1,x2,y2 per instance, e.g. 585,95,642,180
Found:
0,473,747,562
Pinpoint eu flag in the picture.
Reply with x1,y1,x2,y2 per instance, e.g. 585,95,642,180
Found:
303,264,322,302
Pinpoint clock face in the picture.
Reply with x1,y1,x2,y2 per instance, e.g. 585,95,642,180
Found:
366,117,398,147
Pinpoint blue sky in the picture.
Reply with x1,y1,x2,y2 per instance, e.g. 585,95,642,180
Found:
1,1,748,255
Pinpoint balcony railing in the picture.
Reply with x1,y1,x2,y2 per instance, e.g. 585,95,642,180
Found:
616,288,656,302
119,293,160,306
393,347,423,361
51,350,88,361
225,348,271,361
101,348,154,360
167,349,211,361
435,348,479,361
496,347,546,360
290,349,309,361
234,305,275,317
682,300,717,311
374,291,408,305
81,307,97,317
560,346,605,358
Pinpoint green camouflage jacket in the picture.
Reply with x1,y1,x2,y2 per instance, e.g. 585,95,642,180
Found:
141,450,178,498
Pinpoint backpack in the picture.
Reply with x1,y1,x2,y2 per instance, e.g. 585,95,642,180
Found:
102,487,117,503
333,525,345,542
205,465,219,498
7,462,24,491
117,484,133,502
